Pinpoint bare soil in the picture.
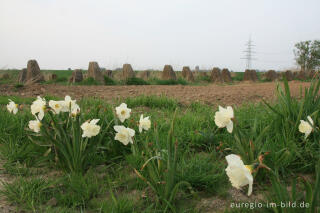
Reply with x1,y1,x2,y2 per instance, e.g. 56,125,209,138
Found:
0,81,311,105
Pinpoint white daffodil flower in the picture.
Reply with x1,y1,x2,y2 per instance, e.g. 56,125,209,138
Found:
81,119,101,138
48,100,65,114
70,103,80,117
299,116,313,139
214,106,234,133
225,154,253,196
61,95,77,112
31,96,46,120
115,103,131,123
28,118,42,133
7,99,18,114
139,115,151,133
114,125,135,145
59,95,80,116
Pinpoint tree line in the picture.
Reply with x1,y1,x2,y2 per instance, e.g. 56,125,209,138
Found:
294,40,320,72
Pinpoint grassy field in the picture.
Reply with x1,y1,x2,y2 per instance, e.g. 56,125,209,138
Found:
0,80,319,212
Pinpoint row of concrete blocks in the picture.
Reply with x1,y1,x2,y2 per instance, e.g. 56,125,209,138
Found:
15,60,317,85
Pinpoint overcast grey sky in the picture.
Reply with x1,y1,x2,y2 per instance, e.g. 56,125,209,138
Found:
1,0,319,71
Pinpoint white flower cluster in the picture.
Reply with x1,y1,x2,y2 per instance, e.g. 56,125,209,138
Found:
48,95,80,116
8,95,99,138
7,99,314,197
27,95,84,133
6,98,151,141
114,103,151,145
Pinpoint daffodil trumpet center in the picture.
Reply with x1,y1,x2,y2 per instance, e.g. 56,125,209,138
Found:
245,163,259,173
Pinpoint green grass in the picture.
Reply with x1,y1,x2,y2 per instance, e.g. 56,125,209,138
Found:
91,194,137,213
0,70,73,85
232,72,244,81
0,80,319,212
42,70,73,80
104,76,117,85
0,95,34,105
125,77,150,85
0,69,20,85
178,152,228,195
232,71,264,82
76,77,101,85
56,171,101,208
196,74,211,83
123,95,180,110
153,78,188,85
265,160,320,213
44,77,69,85
0,177,57,211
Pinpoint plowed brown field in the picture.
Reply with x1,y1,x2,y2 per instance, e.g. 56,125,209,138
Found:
0,81,312,105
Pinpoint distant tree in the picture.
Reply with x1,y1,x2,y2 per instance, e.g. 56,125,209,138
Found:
294,40,320,72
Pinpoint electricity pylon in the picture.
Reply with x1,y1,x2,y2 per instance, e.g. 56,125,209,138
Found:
241,37,257,70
